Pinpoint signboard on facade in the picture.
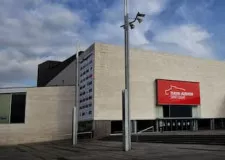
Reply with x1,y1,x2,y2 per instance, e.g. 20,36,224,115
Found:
156,79,200,105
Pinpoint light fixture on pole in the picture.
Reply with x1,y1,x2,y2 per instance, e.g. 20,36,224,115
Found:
137,12,145,17
129,23,135,29
136,17,143,23
121,0,145,152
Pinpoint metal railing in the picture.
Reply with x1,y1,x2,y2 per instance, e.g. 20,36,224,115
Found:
135,126,154,142
137,126,154,134
110,126,155,136
77,131,93,139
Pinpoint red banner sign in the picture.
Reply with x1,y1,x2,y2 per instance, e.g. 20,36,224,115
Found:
156,79,200,105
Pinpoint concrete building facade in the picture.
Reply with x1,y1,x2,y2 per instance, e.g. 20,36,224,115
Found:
0,86,74,146
1,42,225,145
37,43,225,137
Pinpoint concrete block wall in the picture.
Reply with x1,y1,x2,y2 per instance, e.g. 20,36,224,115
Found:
93,43,225,120
0,86,75,146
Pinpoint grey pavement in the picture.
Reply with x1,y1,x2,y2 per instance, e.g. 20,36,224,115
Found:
0,140,225,160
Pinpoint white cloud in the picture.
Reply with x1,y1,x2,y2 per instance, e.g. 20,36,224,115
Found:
88,0,167,47
153,24,213,58
0,0,216,87
0,0,82,87
129,0,168,15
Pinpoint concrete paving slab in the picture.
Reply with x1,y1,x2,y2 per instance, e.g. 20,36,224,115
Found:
0,140,225,160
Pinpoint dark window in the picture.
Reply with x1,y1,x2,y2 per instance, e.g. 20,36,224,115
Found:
111,121,122,134
82,112,85,116
198,119,210,130
89,88,92,92
80,85,85,90
89,111,92,114
87,81,92,85
163,105,192,118
163,106,169,117
10,94,26,123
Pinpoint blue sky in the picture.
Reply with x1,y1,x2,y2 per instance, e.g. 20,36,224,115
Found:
0,0,224,87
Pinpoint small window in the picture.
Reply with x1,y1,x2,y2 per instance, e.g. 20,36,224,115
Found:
89,111,92,114
87,81,92,86
10,93,26,123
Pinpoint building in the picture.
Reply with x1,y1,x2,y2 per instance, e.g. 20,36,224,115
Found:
37,42,225,137
0,86,75,145
1,42,225,146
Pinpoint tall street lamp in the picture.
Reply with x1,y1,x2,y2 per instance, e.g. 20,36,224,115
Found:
73,41,84,146
121,0,145,152
73,46,80,146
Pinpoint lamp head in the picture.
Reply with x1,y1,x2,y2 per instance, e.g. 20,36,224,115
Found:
137,12,145,17
137,17,143,23
129,23,135,29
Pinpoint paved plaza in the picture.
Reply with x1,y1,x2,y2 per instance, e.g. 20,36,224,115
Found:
0,140,225,160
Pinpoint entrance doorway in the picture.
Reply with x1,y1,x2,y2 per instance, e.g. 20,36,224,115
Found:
158,105,196,131
159,119,193,131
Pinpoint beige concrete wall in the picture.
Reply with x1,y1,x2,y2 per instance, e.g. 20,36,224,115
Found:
94,43,125,120
0,86,75,146
94,43,225,120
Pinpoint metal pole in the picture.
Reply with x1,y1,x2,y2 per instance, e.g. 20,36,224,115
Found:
73,45,80,145
122,89,129,151
123,0,131,151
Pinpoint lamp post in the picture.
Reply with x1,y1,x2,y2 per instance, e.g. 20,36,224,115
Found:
122,0,145,151
73,42,81,146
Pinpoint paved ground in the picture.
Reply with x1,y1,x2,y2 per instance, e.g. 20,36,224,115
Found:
111,130,225,136
139,130,225,135
0,140,225,160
